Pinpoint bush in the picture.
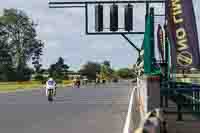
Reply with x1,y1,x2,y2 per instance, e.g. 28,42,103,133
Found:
55,79,62,84
0,65,17,81
34,74,48,84
34,74,44,81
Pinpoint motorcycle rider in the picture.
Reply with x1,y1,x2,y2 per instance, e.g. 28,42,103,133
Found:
76,77,81,87
73,77,80,88
45,77,57,96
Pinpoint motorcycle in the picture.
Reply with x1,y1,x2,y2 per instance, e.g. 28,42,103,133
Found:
47,88,54,102
74,80,80,88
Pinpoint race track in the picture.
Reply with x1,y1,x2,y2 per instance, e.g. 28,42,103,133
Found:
0,81,132,133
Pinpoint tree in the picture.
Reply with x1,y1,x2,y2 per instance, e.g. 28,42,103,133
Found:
100,60,114,80
32,40,44,73
117,68,136,79
0,64,16,81
103,60,111,67
79,61,101,80
0,8,44,80
0,16,14,81
0,20,12,66
48,57,69,80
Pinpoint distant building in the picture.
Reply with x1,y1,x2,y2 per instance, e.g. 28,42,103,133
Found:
67,72,81,80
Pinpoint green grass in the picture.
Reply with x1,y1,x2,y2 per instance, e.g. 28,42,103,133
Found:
0,83,43,92
0,82,73,92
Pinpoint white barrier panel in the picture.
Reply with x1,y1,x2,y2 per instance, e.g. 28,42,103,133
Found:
123,87,136,133
136,77,148,122
123,77,148,133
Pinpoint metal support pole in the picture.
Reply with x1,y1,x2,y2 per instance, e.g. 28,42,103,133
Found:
160,95,164,107
150,8,155,60
164,81,169,108
87,32,144,35
49,6,85,8
49,1,166,5
177,103,183,121
164,25,169,79
146,2,149,16
165,95,168,107
121,34,140,53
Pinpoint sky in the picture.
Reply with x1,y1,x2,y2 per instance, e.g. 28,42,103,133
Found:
0,0,200,71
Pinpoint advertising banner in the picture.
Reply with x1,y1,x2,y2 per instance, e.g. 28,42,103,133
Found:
166,0,200,69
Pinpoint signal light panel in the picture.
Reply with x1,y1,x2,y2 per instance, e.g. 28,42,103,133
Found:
110,4,118,31
95,4,103,32
125,4,133,31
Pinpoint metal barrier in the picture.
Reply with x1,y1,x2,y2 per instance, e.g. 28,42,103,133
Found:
161,80,200,121
174,87,200,121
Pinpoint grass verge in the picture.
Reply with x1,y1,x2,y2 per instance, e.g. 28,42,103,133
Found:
0,81,73,93
0,83,43,92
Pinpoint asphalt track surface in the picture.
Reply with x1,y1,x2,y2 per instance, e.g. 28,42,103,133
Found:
0,82,132,133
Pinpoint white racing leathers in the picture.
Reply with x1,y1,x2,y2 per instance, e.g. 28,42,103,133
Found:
45,80,56,96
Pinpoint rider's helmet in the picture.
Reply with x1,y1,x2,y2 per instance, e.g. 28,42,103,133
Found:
47,77,56,86
48,77,53,81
